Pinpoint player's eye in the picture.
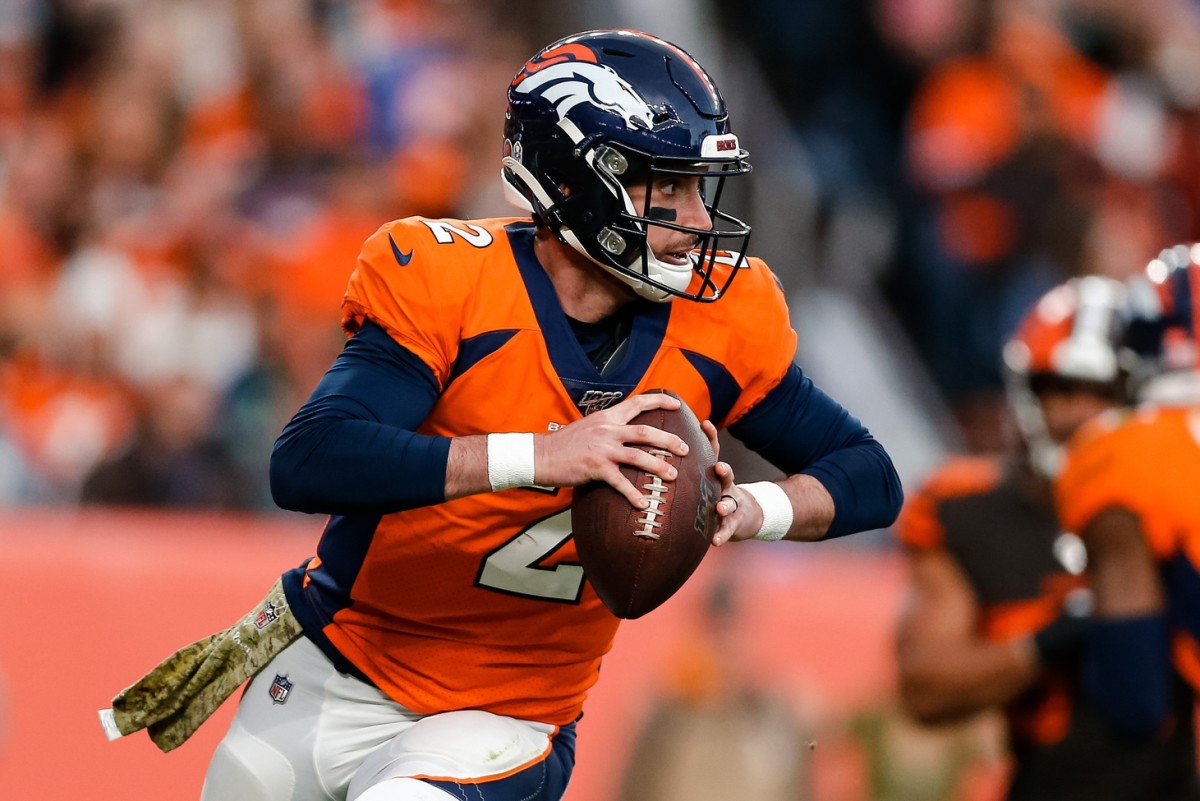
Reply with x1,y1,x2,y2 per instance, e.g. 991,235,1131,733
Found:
656,179,679,196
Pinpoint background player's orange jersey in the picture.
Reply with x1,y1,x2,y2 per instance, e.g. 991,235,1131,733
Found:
896,456,1085,639
1057,405,1200,686
283,216,797,726
897,456,1086,745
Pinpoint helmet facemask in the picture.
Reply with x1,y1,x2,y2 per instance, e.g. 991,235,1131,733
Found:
588,143,751,303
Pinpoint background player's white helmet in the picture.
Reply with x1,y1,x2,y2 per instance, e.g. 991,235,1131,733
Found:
1002,276,1130,477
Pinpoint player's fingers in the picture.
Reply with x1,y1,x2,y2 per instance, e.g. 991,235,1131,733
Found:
711,486,740,546
713,460,735,492
711,516,734,546
602,467,650,508
615,392,681,422
626,423,689,458
619,445,677,483
710,463,741,546
701,420,721,461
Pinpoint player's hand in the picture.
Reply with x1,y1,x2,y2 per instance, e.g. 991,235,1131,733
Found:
1032,591,1094,666
534,393,690,508
702,420,761,547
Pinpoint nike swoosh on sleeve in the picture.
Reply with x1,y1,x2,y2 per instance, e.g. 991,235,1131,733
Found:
388,233,414,266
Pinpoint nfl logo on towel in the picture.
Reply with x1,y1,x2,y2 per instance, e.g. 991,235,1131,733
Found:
254,601,279,630
269,674,293,705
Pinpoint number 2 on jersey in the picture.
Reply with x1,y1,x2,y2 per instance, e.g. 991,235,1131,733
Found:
476,511,585,603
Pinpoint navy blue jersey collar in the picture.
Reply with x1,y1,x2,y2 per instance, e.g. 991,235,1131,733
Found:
505,222,670,411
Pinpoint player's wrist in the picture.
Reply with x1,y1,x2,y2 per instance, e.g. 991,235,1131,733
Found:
739,481,794,541
1031,613,1092,667
486,433,536,491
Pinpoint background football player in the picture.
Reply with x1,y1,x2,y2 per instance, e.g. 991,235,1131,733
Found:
893,276,1191,800
1056,245,1200,799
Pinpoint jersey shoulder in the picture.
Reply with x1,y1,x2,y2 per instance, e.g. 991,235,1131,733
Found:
343,216,527,383
350,215,525,309
1058,406,1199,548
672,253,798,425
732,254,787,304
1058,408,1152,508
896,456,1004,550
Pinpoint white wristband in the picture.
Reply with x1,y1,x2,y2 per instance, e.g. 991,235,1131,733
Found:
486,433,536,491
740,481,794,542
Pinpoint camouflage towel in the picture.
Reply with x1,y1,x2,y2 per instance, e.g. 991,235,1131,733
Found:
98,578,302,753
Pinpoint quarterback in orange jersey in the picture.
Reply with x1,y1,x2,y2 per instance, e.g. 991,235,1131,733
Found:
895,277,1197,800
170,30,901,801
1056,246,1200,799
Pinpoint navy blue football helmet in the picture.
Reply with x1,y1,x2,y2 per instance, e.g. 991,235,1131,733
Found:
1124,243,1200,402
502,29,752,303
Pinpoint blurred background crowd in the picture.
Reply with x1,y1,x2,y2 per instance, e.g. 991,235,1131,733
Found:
2,0,1198,509
0,0,534,507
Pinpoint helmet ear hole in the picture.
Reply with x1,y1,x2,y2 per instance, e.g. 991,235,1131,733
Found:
548,172,578,201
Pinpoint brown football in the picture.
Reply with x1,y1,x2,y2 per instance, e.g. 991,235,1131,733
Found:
571,390,720,619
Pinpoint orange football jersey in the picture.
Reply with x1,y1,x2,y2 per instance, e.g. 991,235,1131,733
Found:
895,456,1002,552
1058,406,1200,561
1057,404,1200,686
286,216,797,725
898,456,1086,745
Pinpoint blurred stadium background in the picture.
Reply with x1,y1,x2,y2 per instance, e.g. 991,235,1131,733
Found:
2,0,1198,797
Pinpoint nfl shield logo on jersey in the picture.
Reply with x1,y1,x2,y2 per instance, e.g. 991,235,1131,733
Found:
268,674,293,705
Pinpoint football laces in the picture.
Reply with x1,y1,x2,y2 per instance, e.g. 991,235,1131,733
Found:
634,449,672,539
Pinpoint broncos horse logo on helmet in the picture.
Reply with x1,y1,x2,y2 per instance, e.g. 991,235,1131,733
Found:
501,30,751,303
512,52,657,132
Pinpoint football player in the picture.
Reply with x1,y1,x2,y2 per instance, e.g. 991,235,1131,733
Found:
106,29,902,801
1056,245,1200,798
894,276,1193,800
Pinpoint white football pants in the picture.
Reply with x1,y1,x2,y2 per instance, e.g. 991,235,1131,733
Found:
200,637,568,801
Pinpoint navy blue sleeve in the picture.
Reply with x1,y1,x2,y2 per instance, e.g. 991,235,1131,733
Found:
728,363,903,538
269,320,452,515
1083,613,1172,743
